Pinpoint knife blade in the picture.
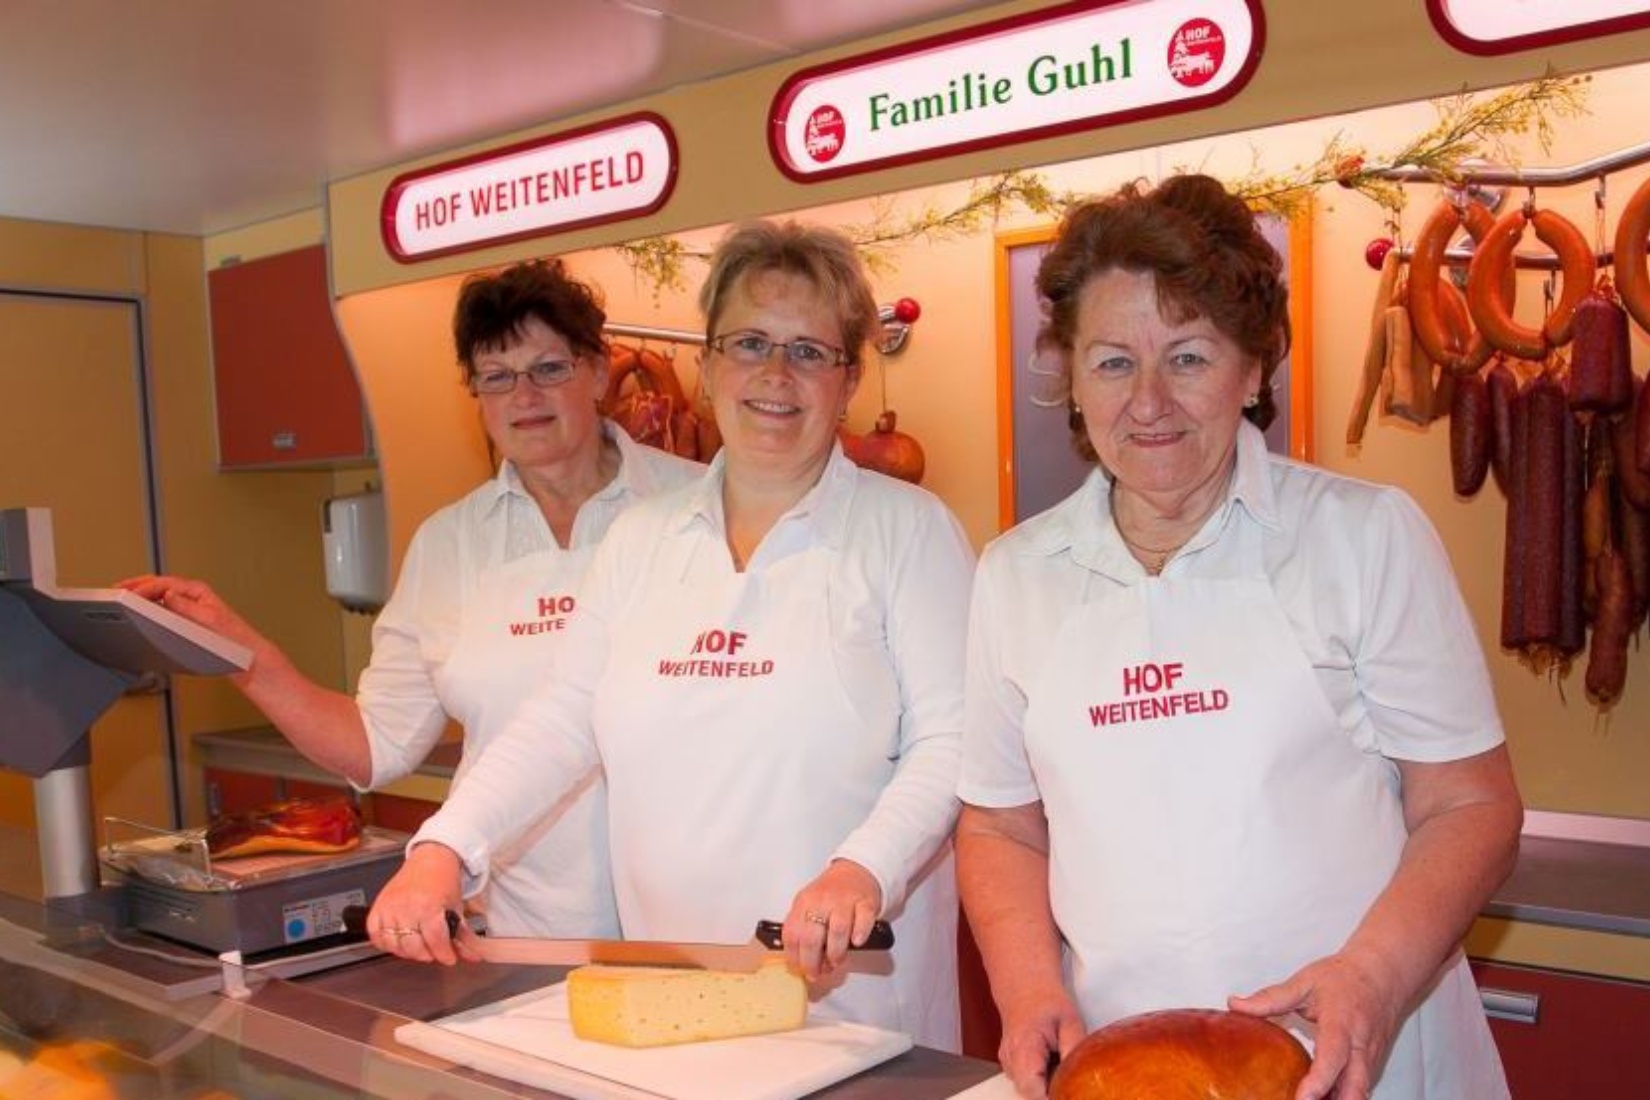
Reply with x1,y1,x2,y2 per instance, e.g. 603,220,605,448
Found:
340,906,894,973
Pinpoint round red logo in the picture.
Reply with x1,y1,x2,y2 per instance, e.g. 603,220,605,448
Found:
1167,19,1226,88
803,105,846,164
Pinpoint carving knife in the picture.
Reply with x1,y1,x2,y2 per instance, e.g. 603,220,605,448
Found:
340,906,894,973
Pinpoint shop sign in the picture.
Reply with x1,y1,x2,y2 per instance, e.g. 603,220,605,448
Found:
1428,0,1650,54
769,0,1263,182
381,113,677,262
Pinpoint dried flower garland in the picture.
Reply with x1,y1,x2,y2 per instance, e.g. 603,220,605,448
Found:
615,75,1591,294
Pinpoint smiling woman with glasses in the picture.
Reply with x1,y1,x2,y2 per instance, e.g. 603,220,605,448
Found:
371,220,975,1054
467,358,579,393
705,331,849,371
120,257,701,944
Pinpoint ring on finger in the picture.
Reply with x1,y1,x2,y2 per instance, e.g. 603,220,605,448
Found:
385,926,419,937
804,910,829,927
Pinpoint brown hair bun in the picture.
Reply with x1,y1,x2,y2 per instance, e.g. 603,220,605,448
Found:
1050,1009,1309,1100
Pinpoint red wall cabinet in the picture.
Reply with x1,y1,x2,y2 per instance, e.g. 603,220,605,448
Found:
209,245,373,468
1471,959,1650,1097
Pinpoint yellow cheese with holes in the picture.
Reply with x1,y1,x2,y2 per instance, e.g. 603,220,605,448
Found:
567,961,807,1047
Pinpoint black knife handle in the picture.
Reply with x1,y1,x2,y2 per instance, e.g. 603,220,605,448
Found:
754,919,894,950
339,904,464,941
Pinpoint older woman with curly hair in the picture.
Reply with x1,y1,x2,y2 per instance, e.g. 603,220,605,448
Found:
956,175,1520,1099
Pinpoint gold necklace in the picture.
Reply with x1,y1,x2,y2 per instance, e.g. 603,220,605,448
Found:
1114,525,1184,576
1109,480,1207,576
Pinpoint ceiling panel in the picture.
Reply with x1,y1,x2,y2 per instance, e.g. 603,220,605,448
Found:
0,0,1005,237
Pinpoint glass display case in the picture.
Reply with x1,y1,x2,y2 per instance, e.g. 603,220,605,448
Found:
0,888,1000,1099
0,888,564,1098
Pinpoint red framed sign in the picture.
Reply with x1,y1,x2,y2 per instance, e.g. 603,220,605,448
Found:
769,0,1264,183
380,112,678,263
1427,0,1650,55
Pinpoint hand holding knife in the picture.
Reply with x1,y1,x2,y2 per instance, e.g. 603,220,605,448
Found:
341,905,894,974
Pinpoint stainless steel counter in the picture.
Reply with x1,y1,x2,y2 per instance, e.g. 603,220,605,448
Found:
1482,812,1650,939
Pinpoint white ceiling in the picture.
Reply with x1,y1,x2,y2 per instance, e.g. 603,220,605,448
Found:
0,0,1006,238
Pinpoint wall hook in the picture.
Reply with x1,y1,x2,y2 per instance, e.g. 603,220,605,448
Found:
876,297,921,356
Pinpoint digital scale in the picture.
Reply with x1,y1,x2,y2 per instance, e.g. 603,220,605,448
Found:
100,822,407,956
1,506,401,973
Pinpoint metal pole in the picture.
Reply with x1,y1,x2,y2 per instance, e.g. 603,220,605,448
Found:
34,764,98,899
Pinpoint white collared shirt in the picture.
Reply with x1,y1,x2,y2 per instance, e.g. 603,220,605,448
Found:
357,422,702,787
415,444,974,916
960,420,1505,809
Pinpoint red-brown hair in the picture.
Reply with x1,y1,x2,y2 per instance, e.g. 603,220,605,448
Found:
1036,174,1290,459
452,258,608,382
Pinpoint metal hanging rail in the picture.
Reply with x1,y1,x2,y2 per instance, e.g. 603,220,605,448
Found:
1375,140,1650,269
1366,137,1650,188
604,321,704,346
1392,243,1619,271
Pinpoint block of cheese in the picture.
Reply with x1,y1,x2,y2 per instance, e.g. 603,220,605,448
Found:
567,961,807,1048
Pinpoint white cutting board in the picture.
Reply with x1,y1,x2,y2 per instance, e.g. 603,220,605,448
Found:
395,981,913,1100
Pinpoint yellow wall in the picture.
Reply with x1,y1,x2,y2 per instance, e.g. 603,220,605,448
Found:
334,274,492,565
0,216,355,833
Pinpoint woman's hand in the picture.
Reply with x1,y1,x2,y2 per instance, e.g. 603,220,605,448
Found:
1229,949,1405,1100
366,843,477,966
782,858,882,981
997,988,1087,1100
121,573,376,784
118,575,266,655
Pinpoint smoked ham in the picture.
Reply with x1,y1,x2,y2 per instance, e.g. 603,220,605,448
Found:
204,796,363,859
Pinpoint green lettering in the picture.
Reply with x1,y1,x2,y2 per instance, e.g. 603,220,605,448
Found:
1090,43,1113,84
1026,54,1058,96
870,93,891,131
912,93,946,123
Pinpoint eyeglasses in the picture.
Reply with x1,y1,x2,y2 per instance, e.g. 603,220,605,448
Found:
707,331,849,372
469,360,578,395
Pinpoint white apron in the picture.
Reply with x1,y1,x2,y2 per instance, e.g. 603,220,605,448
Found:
1024,516,1506,1099
433,545,618,938
590,521,959,1050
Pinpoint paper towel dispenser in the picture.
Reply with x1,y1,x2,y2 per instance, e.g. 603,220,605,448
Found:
322,490,386,613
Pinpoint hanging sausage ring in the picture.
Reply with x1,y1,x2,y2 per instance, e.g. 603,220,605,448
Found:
1407,197,1506,375
1466,200,1596,359
1611,173,1650,334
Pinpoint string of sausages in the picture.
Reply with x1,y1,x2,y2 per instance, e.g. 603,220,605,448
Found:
601,344,722,462
1351,184,1650,708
